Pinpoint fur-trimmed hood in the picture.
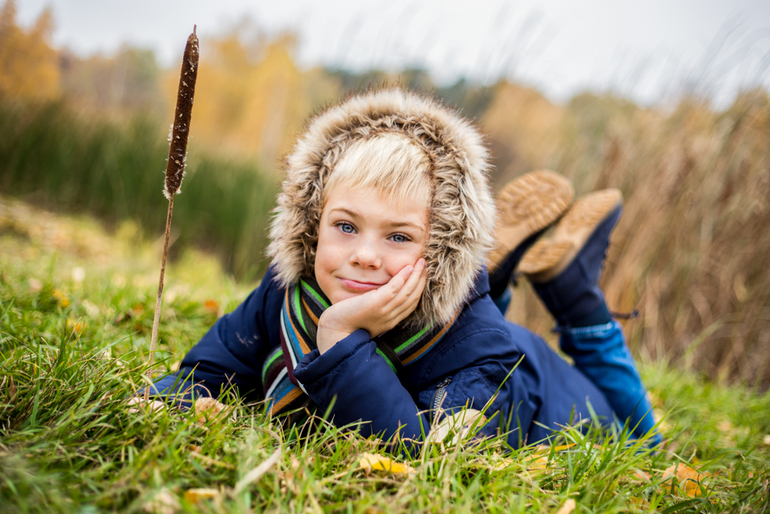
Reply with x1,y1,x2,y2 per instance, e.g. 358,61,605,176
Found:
268,88,496,326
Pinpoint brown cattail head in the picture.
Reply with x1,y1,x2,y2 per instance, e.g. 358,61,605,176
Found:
163,26,199,200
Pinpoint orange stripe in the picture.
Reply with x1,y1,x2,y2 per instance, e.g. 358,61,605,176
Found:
302,297,319,325
402,310,461,365
285,288,311,354
270,386,303,415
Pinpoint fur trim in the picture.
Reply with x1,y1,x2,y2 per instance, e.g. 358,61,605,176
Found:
268,89,495,326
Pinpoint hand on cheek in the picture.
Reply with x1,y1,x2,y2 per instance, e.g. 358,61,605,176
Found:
317,258,427,354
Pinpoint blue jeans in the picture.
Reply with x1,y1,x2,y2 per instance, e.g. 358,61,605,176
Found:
493,288,660,444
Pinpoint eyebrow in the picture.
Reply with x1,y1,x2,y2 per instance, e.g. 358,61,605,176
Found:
328,207,426,233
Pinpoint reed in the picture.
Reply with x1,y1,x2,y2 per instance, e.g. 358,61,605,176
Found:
497,89,770,387
144,27,200,400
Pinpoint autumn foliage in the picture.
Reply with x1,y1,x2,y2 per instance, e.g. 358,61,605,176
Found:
0,0,58,101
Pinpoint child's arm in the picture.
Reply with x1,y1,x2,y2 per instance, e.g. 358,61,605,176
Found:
295,260,524,446
293,325,523,447
142,266,284,406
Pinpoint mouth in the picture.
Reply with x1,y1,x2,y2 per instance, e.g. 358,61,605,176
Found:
339,278,385,292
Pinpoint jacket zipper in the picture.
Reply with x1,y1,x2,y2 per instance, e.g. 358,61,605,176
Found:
430,376,453,422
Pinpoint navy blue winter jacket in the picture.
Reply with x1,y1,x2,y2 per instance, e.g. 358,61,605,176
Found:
152,265,613,448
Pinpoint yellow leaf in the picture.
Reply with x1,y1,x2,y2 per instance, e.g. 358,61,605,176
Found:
66,318,85,335
662,463,709,497
490,457,515,472
53,289,70,307
184,488,219,504
359,453,415,475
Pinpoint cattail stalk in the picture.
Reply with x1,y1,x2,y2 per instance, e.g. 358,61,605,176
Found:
145,26,199,401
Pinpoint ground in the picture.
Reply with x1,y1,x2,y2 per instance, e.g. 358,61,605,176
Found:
1,195,769,513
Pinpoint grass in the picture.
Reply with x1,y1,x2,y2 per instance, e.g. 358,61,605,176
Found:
2,197,769,513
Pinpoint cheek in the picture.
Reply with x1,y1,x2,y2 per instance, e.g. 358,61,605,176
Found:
385,245,425,275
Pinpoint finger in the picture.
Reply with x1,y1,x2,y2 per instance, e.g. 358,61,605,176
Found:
391,258,425,306
378,263,414,301
385,260,427,325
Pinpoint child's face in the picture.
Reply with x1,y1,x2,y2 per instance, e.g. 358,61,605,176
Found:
315,185,429,305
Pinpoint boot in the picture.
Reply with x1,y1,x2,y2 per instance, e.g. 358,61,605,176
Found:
487,170,573,300
519,189,621,327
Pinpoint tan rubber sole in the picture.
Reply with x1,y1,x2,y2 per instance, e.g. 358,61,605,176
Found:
519,189,623,283
487,170,574,271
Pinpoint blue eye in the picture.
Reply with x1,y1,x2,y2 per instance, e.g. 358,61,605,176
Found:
390,234,410,243
338,222,355,234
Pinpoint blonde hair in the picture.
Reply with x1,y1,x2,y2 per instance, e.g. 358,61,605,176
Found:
324,132,433,207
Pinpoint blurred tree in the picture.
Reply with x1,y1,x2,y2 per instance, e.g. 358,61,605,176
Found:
60,46,165,113
0,0,59,102
187,22,340,169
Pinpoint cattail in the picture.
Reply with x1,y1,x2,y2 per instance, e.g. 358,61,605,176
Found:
145,27,199,401
164,27,199,199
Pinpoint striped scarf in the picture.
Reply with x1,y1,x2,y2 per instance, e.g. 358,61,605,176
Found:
261,276,459,420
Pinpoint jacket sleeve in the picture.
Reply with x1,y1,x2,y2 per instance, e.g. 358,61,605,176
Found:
292,326,534,447
148,266,284,405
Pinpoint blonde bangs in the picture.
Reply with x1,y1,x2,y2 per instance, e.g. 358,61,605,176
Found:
324,133,433,207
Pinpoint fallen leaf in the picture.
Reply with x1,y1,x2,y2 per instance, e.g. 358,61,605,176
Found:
527,455,550,472
359,453,416,476
53,289,70,308
126,397,166,414
427,408,486,446
184,488,220,505
143,488,179,514
662,463,709,497
234,447,282,493
556,498,576,514
194,397,235,424
204,299,219,314
490,457,515,472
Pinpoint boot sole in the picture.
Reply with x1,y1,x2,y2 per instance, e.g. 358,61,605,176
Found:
487,170,574,271
520,189,622,283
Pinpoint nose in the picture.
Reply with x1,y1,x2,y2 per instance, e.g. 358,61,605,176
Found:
350,239,382,269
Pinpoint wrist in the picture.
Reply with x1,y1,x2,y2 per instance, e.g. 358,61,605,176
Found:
317,311,356,354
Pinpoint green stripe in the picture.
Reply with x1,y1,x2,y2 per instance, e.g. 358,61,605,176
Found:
293,285,306,333
301,279,330,309
376,349,397,373
395,324,430,353
261,349,283,382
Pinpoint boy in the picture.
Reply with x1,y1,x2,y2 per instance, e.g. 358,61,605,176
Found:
144,89,658,447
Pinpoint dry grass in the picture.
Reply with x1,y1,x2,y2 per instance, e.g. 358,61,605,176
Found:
495,88,770,388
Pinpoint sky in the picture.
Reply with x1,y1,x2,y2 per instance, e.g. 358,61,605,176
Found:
15,0,770,108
